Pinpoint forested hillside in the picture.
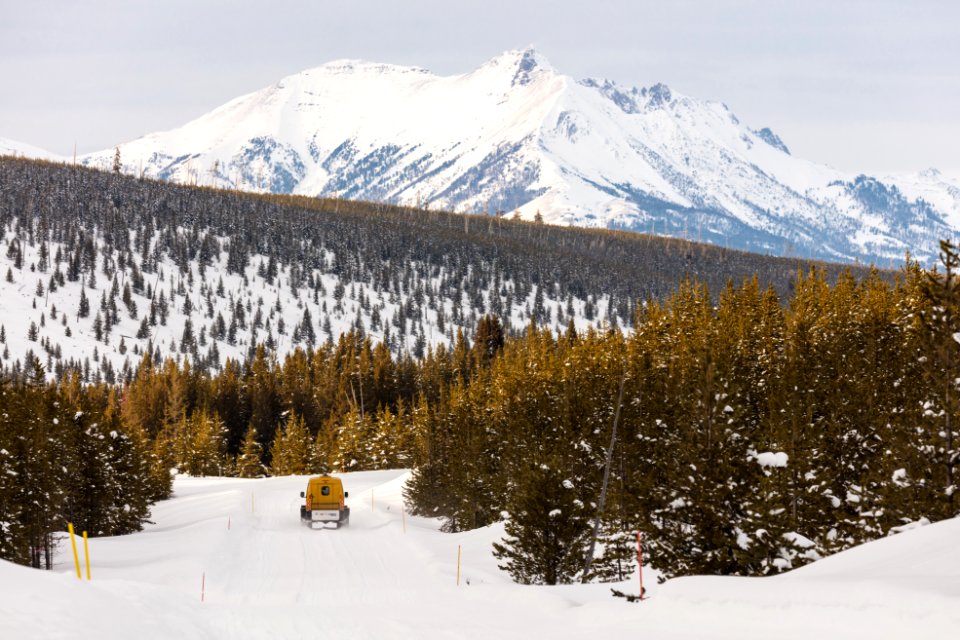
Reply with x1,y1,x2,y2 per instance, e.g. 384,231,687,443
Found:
2,258,957,583
0,157,865,382
4,157,952,586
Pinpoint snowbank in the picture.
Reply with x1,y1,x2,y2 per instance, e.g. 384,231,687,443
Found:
0,472,956,639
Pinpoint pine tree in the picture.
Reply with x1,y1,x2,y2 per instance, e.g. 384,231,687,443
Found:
93,312,104,342
493,464,592,585
591,521,637,583
300,307,316,345
181,318,197,354
472,314,504,368
149,426,177,500
9,363,69,568
0,386,29,563
913,242,960,519
183,409,226,476
311,428,332,475
236,425,265,478
61,386,114,536
247,345,282,457
136,317,150,339
269,413,315,475
122,282,137,318
333,405,373,471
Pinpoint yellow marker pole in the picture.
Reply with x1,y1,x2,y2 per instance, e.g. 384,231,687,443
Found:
82,531,91,580
67,523,81,579
456,544,461,586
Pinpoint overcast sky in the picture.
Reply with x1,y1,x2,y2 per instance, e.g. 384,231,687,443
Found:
2,0,958,179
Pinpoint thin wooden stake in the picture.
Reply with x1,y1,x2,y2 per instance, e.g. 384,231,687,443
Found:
638,531,645,600
582,373,627,582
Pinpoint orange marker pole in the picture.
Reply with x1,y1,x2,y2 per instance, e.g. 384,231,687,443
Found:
82,531,91,580
457,544,461,586
67,523,81,579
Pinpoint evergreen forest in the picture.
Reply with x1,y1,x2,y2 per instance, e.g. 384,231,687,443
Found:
0,158,956,586
0,157,864,383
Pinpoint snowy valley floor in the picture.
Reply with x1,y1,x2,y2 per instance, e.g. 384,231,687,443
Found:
1,471,957,639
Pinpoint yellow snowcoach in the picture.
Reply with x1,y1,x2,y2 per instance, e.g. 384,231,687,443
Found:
300,476,350,529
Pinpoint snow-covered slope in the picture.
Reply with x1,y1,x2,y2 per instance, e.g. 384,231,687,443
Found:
0,211,612,381
1,473,956,639
73,48,958,265
885,168,960,230
0,136,62,161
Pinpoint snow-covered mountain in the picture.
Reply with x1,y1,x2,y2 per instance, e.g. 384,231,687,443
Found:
4,49,957,265
66,48,957,265
0,136,63,161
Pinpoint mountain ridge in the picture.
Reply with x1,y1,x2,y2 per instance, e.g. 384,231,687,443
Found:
4,48,959,264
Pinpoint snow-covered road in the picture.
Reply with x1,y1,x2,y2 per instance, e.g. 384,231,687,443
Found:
1,471,957,639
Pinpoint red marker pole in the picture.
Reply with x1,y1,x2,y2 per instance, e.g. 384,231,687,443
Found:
637,531,645,600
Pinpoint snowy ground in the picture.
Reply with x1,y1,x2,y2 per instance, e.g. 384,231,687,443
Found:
1,471,957,639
